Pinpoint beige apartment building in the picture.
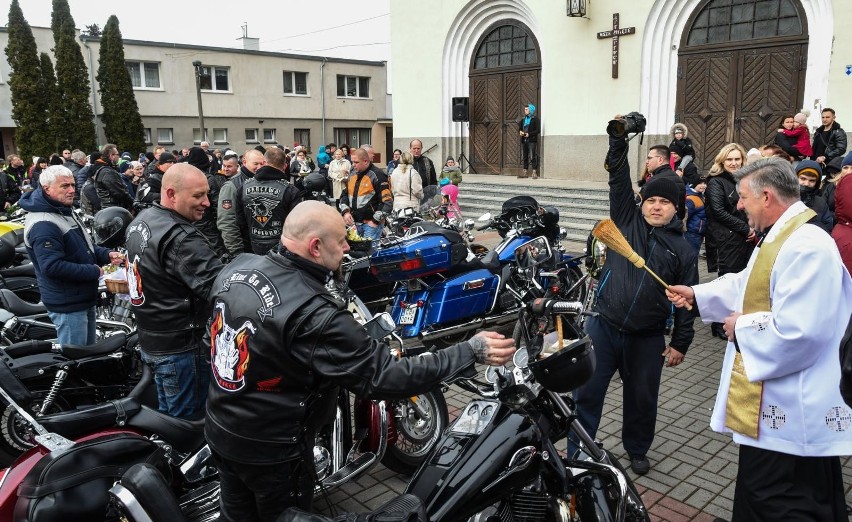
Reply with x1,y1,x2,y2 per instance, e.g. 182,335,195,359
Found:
0,27,392,163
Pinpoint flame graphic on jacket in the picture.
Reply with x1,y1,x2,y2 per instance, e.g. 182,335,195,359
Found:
210,302,255,392
128,256,145,306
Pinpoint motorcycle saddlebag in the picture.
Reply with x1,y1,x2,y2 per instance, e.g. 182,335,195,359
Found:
14,432,168,522
370,222,468,282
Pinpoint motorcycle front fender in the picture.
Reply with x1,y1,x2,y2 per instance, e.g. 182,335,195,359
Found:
405,401,550,522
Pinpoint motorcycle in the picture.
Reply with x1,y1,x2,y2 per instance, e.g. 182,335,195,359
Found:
0,327,144,462
370,195,585,348
0,361,217,522
322,268,450,477
402,240,649,521
0,223,39,304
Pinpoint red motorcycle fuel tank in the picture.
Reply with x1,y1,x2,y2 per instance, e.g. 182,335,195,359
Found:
404,399,565,522
0,428,142,520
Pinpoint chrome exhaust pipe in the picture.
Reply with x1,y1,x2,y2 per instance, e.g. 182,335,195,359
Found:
419,318,485,342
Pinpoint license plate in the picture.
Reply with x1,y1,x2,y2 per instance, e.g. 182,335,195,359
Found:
399,306,417,325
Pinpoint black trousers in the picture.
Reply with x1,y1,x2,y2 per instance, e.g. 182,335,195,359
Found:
522,141,538,170
212,450,315,522
572,315,665,457
732,445,846,522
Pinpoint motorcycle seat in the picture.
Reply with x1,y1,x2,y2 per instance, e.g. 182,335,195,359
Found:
39,396,144,439
0,263,35,277
0,288,46,315
127,406,206,454
447,249,501,276
61,333,128,360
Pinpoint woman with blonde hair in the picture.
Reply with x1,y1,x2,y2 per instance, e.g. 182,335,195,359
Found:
327,148,351,202
704,142,754,339
390,151,422,211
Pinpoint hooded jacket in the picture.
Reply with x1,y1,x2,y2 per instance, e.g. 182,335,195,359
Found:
21,186,111,312
669,123,696,166
93,159,133,210
596,135,698,352
186,146,212,174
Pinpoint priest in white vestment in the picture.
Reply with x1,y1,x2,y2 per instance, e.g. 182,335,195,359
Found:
667,157,852,522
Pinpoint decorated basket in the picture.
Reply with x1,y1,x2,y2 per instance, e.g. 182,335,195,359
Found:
104,278,129,294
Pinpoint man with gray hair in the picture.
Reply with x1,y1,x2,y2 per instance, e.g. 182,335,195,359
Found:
20,165,122,345
668,157,852,520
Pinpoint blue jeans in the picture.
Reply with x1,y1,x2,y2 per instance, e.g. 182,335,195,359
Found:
141,347,209,420
48,306,97,346
357,222,383,243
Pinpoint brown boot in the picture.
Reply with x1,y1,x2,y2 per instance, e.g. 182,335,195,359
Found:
531,169,539,179
517,169,528,178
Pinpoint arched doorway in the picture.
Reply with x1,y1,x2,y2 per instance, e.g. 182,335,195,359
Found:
468,21,541,176
675,0,808,172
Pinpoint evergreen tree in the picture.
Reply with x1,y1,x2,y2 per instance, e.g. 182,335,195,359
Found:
39,52,63,151
51,0,98,152
4,0,50,162
96,15,145,155
54,31,98,152
50,0,74,47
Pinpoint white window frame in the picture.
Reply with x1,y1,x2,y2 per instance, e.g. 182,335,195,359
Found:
193,128,209,144
245,128,259,143
144,128,152,145
337,75,370,99
199,65,231,93
263,128,277,143
156,128,174,145
283,71,308,96
126,61,162,90
212,128,228,145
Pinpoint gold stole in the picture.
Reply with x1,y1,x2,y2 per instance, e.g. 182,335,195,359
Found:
725,208,815,438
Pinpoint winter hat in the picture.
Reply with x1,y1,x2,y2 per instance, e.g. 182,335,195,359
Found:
186,146,211,171
158,152,177,164
842,154,852,169
669,143,685,156
794,112,808,125
640,175,679,208
121,152,132,161
446,155,455,163
796,159,822,188
824,155,844,177
144,152,156,163
223,149,239,159
746,147,763,165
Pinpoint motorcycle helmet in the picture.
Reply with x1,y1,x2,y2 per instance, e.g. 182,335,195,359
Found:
303,172,327,195
0,231,16,268
539,206,560,226
93,207,133,248
529,335,595,393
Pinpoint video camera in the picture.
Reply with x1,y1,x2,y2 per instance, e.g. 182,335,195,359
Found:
607,112,647,138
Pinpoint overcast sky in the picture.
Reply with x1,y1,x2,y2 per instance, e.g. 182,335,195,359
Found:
3,0,392,62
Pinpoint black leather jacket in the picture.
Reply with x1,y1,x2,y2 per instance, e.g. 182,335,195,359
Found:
596,135,698,352
93,161,134,210
125,204,223,356
204,249,477,464
237,166,302,254
705,171,754,274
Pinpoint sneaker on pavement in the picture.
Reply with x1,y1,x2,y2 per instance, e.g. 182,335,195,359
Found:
629,454,650,475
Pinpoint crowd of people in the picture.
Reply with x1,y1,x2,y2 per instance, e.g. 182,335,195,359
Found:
8,104,851,521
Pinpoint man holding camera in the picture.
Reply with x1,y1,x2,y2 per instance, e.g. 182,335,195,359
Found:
570,115,698,476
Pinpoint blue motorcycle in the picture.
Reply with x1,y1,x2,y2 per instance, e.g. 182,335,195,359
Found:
369,196,586,348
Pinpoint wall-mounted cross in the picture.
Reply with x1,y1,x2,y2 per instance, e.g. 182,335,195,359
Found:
596,13,636,79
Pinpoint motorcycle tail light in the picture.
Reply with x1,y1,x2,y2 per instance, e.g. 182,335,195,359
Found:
400,302,407,308
416,300,425,308
399,258,424,272
551,285,560,293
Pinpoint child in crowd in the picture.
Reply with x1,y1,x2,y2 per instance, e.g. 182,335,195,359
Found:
669,123,696,171
439,177,460,219
777,113,813,159
684,178,707,254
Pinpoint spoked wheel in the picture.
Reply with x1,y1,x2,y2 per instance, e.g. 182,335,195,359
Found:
0,394,67,462
381,389,449,475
